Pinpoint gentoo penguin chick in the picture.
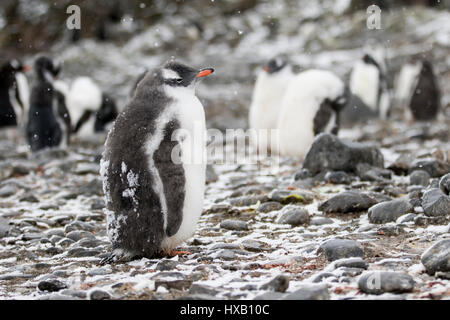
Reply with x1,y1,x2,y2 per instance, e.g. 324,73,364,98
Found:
100,61,214,263
249,56,294,152
277,69,349,158
26,57,71,152
67,76,118,137
0,60,30,128
395,59,440,122
349,54,391,119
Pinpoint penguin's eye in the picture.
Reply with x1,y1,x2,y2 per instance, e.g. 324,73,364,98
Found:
176,78,183,83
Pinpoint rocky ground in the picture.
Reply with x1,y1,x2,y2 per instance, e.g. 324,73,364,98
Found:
0,116,449,300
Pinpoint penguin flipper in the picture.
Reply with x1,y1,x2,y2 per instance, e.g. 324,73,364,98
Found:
153,120,186,237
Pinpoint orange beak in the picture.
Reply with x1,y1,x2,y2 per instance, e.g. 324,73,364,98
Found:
22,65,31,72
263,66,269,72
196,68,214,78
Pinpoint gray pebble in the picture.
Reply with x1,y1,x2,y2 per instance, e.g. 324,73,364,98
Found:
310,217,334,226
358,271,415,295
319,191,378,214
319,239,364,262
276,207,310,226
155,259,179,271
260,274,289,292
88,289,112,300
257,201,282,213
368,199,413,224
409,170,430,186
439,173,450,195
324,171,351,184
220,219,248,231
37,279,67,292
422,188,450,217
282,284,329,300
421,239,450,275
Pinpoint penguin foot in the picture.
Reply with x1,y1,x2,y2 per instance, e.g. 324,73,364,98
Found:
167,250,191,257
99,249,140,265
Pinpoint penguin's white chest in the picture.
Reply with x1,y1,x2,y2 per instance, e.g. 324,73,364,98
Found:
349,61,380,111
161,87,206,250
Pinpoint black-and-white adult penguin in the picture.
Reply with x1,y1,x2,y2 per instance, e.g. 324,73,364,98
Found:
277,69,349,157
26,56,71,152
249,56,294,152
66,76,118,137
395,59,441,122
349,53,391,119
100,61,214,263
0,60,30,128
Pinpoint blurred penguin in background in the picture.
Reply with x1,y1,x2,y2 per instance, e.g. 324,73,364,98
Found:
249,56,294,153
26,56,71,152
277,69,349,158
349,52,391,119
66,76,118,138
0,59,30,129
395,58,441,122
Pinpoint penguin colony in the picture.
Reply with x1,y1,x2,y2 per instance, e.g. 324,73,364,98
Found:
249,53,441,158
0,51,441,264
0,56,118,151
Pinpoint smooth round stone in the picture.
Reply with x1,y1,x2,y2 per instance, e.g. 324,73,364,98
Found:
358,271,415,295
421,239,450,275
368,199,413,224
88,289,111,300
37,279,67,292
310,217,334,226
88,268,111,276
282,284,329,300
189,284,221,296
439,173,450,195
324,171,351,184
260,275,290,293
332,257,369,270
318,191,378,214
155,259,179,271
409,170,430,186
257,201,282,213
319,239,364,262
422,188,450,217
220,219,248,231
276,208,310,226
253,292,287,300
294,169,311,180
211,249,236,260
0,185,18,197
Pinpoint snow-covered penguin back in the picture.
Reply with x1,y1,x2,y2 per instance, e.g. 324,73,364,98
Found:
277,69,345,158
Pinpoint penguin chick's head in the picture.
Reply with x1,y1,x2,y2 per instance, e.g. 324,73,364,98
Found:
34,56,61,81
161,62,214,88
263,56,288,74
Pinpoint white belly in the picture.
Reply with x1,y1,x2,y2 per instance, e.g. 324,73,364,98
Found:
349,61,380,111
160,86,206,250
277,70,344,158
